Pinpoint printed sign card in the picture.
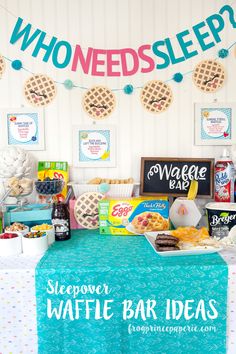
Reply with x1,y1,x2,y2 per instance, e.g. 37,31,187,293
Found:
2,108,45,150
73,125,116,167
140,157,214,198
195,103,236,145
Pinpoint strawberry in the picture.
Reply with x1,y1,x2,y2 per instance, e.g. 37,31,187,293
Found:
0,233,18,239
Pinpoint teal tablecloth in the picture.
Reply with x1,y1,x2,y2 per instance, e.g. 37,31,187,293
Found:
35,230,228,354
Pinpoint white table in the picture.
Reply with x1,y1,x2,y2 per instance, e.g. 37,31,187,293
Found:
0,250,236,354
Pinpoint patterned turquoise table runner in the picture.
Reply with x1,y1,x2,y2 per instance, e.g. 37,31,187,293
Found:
35,230,228,354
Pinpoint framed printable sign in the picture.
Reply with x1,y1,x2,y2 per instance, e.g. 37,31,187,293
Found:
3,108,45,150
73,125,116,167
195,102,236,145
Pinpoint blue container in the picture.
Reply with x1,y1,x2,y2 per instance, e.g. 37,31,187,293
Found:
4,204,52,228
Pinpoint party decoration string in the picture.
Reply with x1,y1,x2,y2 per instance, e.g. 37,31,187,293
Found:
2,39,236,94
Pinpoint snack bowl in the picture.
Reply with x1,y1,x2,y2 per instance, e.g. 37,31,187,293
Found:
8,179,34,212
31,224,55,245
22,231,48,256
35,179,64,196
5,223,29,236
0,232,22,256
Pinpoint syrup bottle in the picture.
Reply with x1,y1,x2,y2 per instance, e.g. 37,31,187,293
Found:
51,202,71,241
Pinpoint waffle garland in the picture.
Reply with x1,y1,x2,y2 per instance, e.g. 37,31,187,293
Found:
141,80,173,114
0,54,6,78
82,86,116,120
192,60,225,93
24,74,57,107
0,50,231,113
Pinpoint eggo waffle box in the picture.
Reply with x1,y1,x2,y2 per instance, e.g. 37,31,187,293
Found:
99,197,169,235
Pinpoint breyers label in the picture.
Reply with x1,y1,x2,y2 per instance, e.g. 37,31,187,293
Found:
207,205,236,238
210,213,236,226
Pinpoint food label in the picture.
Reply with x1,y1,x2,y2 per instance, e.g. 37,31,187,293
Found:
207,208,236,239
52,218,69,240
215,161,234,202
99,197,169,235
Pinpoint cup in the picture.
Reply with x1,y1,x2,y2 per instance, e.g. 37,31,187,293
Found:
22,232,48,256
31,225,55,246
4,225,29,236
169,197,202,228
0,232,22,256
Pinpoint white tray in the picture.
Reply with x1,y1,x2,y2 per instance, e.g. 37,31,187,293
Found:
70,183,135,198
145,231,222,257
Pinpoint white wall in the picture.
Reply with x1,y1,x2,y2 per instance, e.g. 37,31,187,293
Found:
0,0,235,183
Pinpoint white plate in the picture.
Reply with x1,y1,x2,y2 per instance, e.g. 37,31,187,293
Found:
126,223,143,235
145,231,222,257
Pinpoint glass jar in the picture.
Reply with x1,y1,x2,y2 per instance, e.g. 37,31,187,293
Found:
51,202,71,241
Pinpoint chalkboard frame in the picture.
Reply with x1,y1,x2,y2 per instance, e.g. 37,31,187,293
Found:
140,157,215,198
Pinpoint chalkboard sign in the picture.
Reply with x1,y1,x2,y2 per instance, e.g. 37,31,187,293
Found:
140,157,214,198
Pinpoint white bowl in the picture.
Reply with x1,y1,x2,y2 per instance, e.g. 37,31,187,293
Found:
0,233,22,256
31,226,55,246
4,225,29,236
22,233,48,256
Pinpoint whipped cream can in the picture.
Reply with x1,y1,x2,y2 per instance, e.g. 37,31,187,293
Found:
214,154,235,203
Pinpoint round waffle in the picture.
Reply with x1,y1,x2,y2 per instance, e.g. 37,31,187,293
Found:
131,211,169,234
82,86,116,119
74,192,104,229
24,74,57,107
192,60,225,93
0,54,5,78
140,80,173,114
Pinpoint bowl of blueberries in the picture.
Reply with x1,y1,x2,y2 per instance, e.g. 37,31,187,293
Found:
35,178,64,196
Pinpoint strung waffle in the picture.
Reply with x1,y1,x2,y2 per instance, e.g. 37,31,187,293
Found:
192,60,225,93
24,74,57,107
0,54,5,78
140,80,173,114
74,192,104,229
82,86,116,119
131,211,169,234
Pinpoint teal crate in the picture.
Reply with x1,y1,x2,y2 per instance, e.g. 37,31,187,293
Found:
4,204,52,228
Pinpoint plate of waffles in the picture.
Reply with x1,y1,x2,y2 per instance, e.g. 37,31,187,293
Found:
126,223,144,235
145,231,222,257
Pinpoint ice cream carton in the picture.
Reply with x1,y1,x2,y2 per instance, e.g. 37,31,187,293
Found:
99,197,169,235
